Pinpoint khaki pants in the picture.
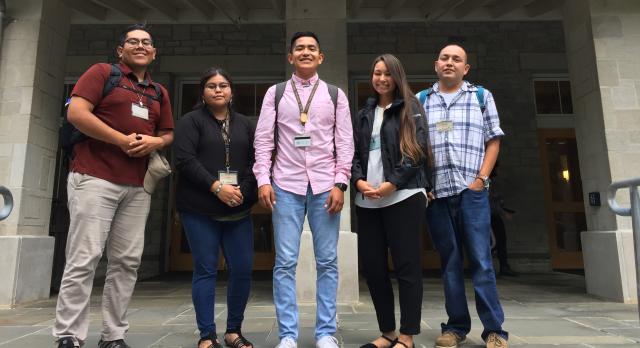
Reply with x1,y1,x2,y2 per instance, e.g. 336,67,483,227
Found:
53,173,151,346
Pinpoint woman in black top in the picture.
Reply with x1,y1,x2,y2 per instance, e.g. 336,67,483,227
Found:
174,67,256,348
352,54,430,348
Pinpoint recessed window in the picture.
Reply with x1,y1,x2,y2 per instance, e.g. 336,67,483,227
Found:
534,80,573,115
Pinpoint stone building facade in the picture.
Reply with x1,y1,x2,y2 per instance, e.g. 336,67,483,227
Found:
0,0,638,307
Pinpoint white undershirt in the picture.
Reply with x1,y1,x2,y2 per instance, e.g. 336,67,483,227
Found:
356,105,426,209
440,91,458,107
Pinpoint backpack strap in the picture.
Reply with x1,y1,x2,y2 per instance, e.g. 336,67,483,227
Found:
103,64,122,98
417,88,432,106
475,85,486,114
150,81,164,104
105,63,163,105
274,81,287,112
325,83,340,159
271,81,288,172
326,83,339,115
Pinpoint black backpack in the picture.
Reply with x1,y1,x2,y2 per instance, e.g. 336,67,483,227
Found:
60,64,163,159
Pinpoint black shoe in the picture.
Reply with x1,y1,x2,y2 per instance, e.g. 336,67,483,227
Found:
500,265,518,277
98,339,131,348
58,337,77,348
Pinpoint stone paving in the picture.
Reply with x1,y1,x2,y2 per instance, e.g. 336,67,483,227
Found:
1,272,639,347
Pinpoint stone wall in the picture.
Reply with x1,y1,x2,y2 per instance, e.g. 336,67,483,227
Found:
67,24,286,57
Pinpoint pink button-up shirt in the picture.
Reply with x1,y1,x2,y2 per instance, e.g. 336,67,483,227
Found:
253,73,354,195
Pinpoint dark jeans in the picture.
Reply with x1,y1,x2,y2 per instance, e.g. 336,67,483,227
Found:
426,189,507,341
180,211,254,339
357,193,426,335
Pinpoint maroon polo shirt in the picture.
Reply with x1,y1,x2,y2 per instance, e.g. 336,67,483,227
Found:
70,63,174,186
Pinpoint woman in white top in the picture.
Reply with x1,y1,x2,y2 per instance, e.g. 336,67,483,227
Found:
351,54,431,348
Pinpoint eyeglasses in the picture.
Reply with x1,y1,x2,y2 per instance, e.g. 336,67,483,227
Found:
124,38,154,48
206,83,231,90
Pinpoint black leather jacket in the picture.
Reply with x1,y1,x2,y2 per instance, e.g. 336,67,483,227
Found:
351,96,432,191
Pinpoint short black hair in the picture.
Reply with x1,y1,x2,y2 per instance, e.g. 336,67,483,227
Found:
289,31,320,53
118,23,154,46
437,43,467,60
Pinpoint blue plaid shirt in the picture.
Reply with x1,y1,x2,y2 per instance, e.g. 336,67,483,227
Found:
419,81,504,198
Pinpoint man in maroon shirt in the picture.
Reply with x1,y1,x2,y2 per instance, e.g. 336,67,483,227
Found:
53,24,174,348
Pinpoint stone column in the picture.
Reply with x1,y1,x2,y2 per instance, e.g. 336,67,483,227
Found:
562,0,640,302
284,0,358,303
0,0,70,306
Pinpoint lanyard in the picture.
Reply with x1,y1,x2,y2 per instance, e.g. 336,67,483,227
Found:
291,79,320,126
126,77,146,107
218,112,231,171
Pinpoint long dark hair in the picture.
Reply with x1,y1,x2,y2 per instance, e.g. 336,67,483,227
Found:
370,54,426,164
195,67,234,111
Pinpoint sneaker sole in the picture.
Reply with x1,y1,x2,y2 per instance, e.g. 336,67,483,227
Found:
434,339,466,348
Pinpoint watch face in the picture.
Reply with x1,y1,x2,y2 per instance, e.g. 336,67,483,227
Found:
335,183,347,191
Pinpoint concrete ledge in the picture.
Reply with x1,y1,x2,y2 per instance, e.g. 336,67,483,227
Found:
582,230,637,303
0,235,55,307
296,230,359,304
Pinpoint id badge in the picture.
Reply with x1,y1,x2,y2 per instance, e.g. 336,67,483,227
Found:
131,103,149,120
218,170,239,185
436,120,453,132
294,134,312,148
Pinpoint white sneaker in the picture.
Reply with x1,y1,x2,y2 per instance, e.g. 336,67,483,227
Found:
276,337,297,348
316,335,340,348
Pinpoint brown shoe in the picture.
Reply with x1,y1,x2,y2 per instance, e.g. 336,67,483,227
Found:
485,333,508,348
434,331,465,348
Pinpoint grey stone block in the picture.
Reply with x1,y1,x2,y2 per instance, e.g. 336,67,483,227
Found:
0,235,54,307
593,15,624,39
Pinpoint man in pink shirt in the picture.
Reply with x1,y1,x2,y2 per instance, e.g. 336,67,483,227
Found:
253,31,354,348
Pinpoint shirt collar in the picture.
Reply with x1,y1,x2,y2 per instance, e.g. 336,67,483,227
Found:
118,62,152,86
432,80,472,94
291,73,319,87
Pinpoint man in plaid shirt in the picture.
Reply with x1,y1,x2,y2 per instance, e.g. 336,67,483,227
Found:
420,44,508,348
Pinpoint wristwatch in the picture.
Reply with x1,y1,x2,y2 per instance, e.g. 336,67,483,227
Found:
334,183,348,192
476,175,491,189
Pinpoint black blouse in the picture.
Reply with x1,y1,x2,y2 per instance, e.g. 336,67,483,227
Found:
174,106,257,217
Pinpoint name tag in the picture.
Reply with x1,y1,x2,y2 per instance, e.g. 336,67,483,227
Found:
436,120,453,132
131,103,149,120
218,170,239,185
294,134,311,148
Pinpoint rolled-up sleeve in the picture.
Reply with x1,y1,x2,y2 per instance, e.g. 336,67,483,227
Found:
483,91,505,142
334,88,354,185
253,85,277,188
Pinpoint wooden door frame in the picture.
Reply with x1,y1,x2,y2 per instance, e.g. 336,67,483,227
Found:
537,128,585,269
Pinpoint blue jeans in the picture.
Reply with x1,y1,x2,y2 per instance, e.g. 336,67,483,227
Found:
272,183,340,340
426,189,508,341
180,211,254,339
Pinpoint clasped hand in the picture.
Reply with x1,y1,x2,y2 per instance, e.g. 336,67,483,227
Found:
215,182,244,207
119,133,164,157
356,180,396,199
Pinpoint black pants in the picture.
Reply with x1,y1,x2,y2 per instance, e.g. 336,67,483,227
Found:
356,193,426,335
491,214,508,268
